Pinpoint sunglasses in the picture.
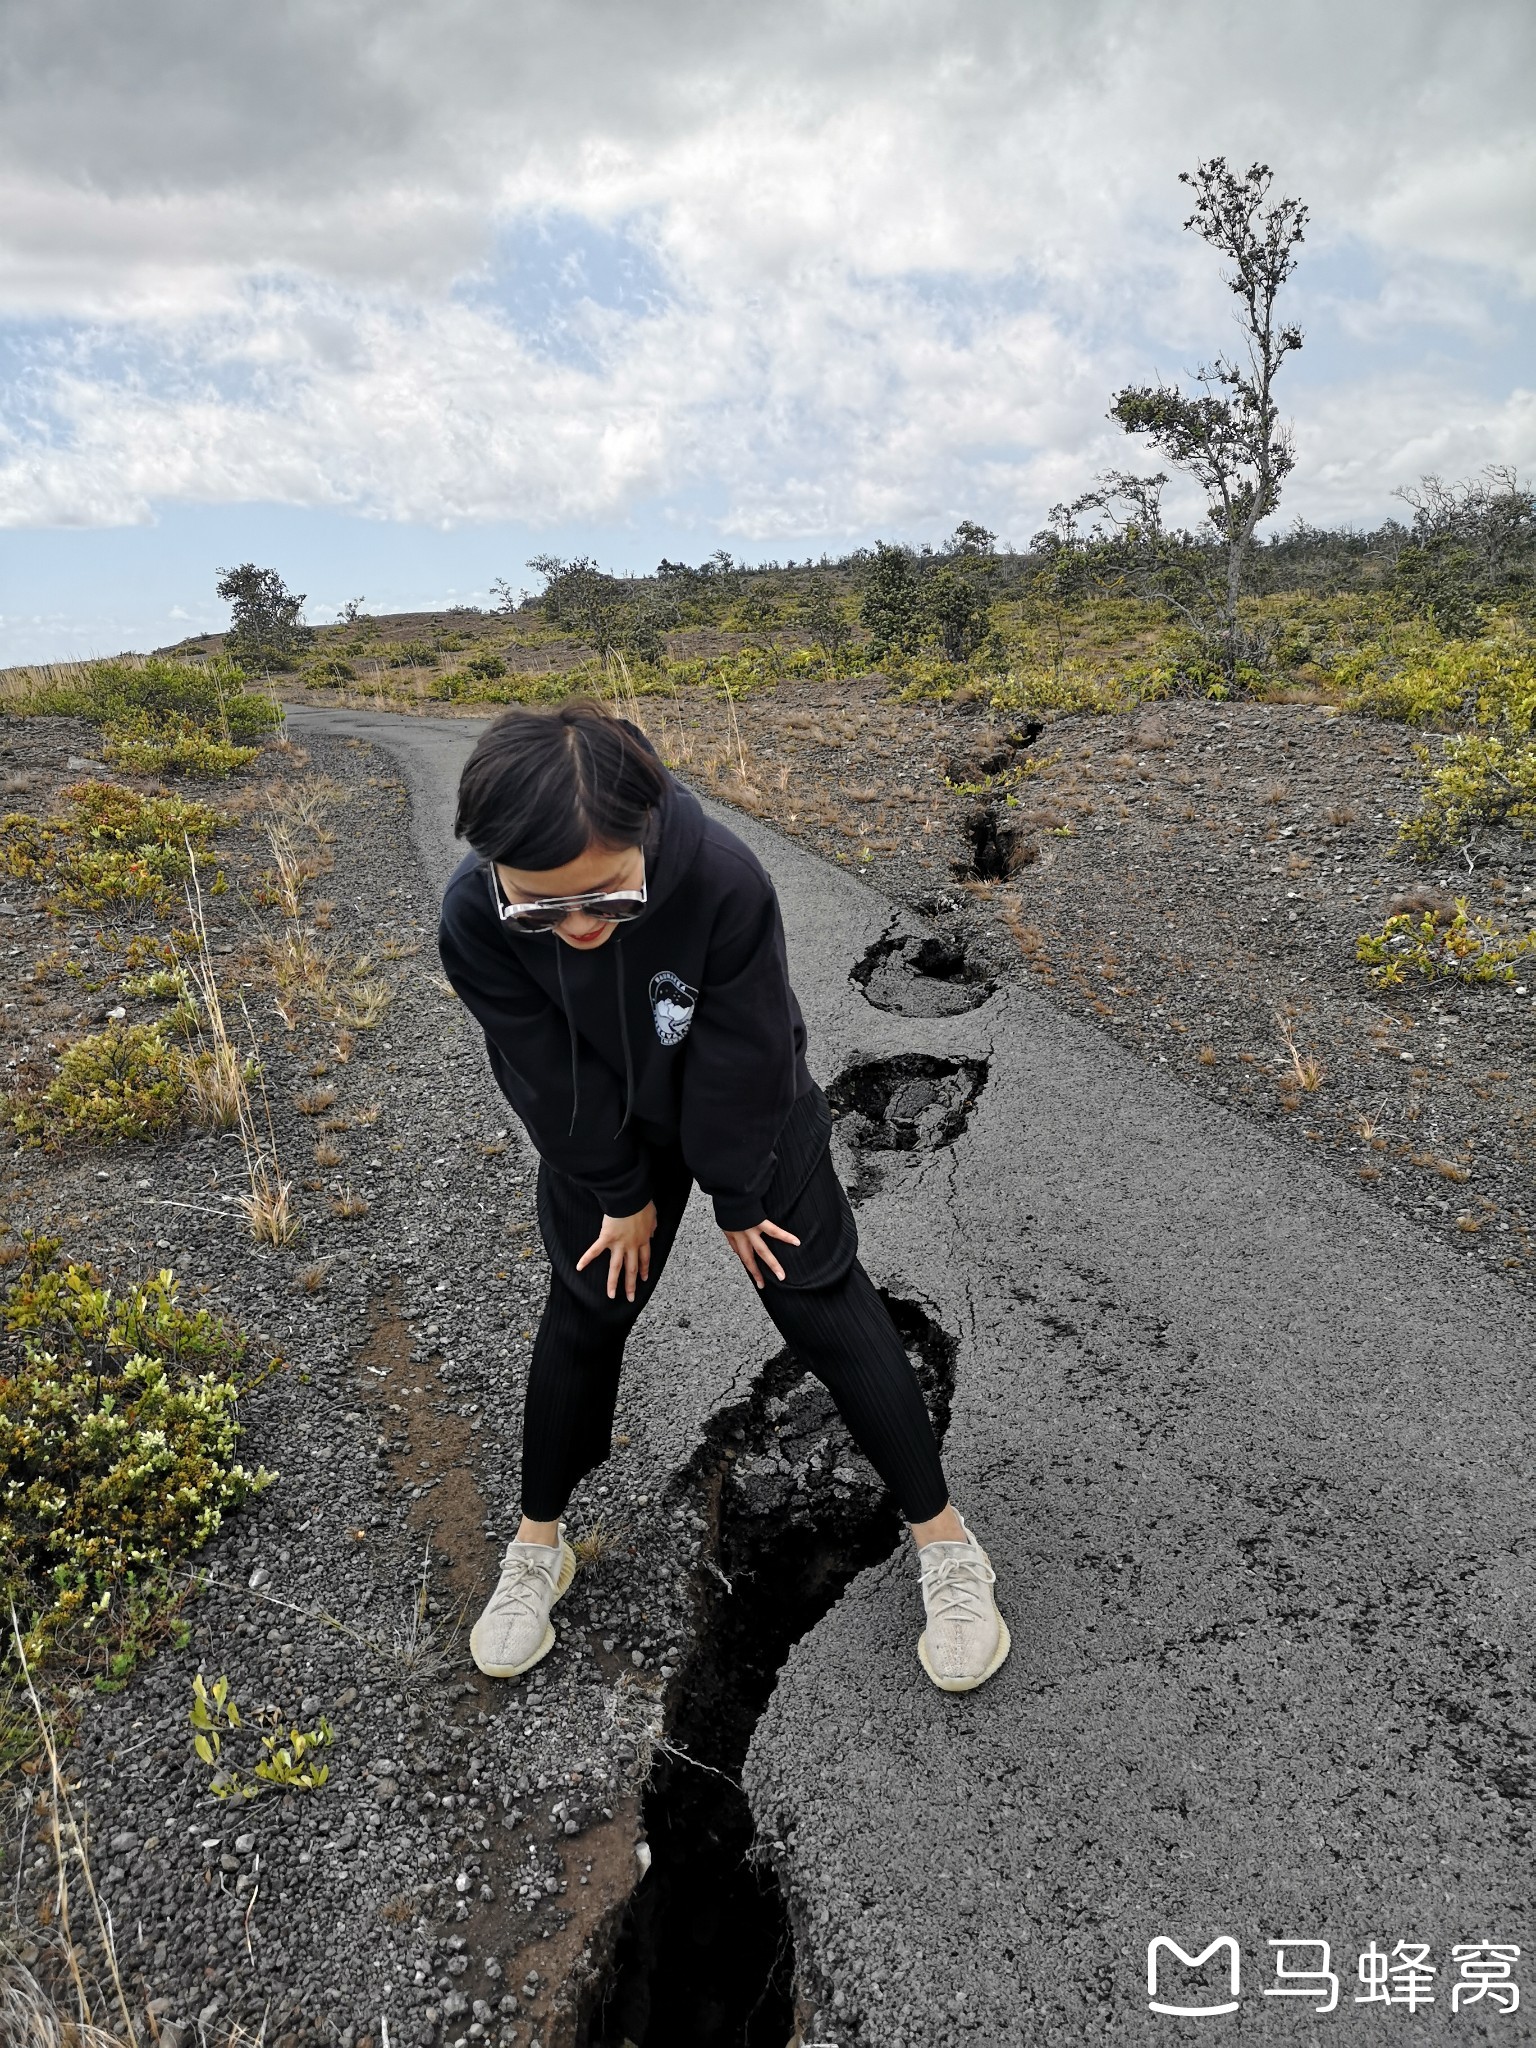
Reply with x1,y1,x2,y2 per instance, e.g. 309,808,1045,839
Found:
486,860,648,934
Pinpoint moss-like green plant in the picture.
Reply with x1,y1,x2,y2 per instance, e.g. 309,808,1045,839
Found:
0,1237,271,1673
1355,898,1536,987
5,1021,188,1145
121,964,192,1001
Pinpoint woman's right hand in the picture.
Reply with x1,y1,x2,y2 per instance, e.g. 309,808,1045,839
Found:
576,1201,659,1302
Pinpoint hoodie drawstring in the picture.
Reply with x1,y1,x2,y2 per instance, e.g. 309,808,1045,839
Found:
554,940,581,1137
552,932,636,1142
614,935,634,1139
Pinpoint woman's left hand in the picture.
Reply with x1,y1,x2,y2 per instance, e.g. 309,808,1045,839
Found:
722,1217,801,1289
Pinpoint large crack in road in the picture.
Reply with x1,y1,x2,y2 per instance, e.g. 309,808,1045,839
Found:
288,706,1536,2047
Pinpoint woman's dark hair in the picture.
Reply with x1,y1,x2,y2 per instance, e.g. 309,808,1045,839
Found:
454,698,668,869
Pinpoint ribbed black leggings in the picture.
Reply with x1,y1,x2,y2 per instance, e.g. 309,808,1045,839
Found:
519,1087,950,1525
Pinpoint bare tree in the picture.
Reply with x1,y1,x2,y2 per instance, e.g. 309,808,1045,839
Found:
1108,158,1307,682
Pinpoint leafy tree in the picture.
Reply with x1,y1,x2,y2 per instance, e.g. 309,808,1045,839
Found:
621,591,678,665
945,520,996,558
924,565,992,663
528,555,674,664
1107,158,1307,683
799,575,852,658
1391,466,1536,633
215,564,314,671
860,542,926,658
527,554,627,655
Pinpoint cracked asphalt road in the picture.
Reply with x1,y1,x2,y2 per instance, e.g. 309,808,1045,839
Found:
288,706,1536,2046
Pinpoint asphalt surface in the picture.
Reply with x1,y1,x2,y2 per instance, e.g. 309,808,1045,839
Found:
289,705,1536,2046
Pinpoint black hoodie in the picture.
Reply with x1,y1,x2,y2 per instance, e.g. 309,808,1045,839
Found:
436,768,814,1230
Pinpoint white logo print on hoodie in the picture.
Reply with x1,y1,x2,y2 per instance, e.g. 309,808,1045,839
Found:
649,969,698,1046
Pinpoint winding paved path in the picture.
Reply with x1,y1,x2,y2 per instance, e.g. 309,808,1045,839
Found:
290,705,1536,2045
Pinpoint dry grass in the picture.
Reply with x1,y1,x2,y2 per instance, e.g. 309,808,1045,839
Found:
312,1139,344,1169
1003,908,1048,960
1275,1015,1324,1093
264,821,305,919
293,1085,338,1116
571,1519,616,1567
270,772,346,836
343,979,393,1030
330,1187,370,1219
180,853,254,1134
259,927,336,1026
1260,779,1291,805
4,1611,141,2044
239,1156,299,1245
294,1261,332,1294
1410,1151,1472,1182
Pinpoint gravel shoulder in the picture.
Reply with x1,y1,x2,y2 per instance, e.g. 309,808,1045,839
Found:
0,714,725,2048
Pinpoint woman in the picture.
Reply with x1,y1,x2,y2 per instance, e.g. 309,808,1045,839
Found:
437,699,1009,1694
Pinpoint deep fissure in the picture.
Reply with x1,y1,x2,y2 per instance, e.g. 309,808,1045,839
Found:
584,1296,957,2047
955,803,1021,880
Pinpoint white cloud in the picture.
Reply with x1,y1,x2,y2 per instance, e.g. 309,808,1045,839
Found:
0,0,1531,555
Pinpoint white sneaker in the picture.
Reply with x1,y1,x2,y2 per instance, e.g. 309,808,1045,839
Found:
917,1512,1011,1693
469,1526,578,1678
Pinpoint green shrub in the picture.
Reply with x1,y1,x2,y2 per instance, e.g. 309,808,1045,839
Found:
383,640,435,668
103,714,259,778
3,780,221,913
0,1237,270,1672
462,648,507,680
1356,898,1536,986
6,1020,188,1145
1333,622,1536,732
8,656,280,744
305,655,356,686
1394,731,1536,859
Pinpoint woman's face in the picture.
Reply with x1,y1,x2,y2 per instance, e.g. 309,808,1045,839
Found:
495,839,645,950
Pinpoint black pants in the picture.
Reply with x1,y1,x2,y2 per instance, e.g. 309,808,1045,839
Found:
519,1087,950,1525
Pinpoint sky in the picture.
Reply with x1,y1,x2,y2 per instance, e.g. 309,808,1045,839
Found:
0,0,1532,665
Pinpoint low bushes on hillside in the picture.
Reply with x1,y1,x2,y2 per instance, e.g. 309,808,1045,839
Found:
3,657,280,777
